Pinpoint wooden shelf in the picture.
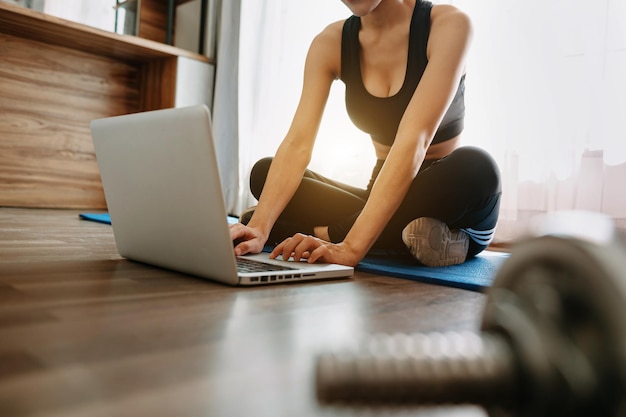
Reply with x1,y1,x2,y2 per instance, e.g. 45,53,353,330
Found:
0,2,212,64
0,2,215,209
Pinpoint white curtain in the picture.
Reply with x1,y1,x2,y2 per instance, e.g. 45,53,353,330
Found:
212,0,241,215
237,0,626,240
451,0,626,240
237,0,373,216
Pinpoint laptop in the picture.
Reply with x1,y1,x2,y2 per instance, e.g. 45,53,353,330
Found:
90,105,354,285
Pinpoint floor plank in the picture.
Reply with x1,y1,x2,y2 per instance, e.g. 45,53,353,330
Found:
0,208,488,417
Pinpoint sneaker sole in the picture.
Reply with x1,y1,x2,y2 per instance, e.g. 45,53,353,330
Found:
239,206,256,225
401,217,469,267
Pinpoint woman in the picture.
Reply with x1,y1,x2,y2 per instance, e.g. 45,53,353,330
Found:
230,0,501,267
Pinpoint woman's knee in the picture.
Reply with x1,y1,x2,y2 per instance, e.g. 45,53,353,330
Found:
249,157,273,199
451,146,501,195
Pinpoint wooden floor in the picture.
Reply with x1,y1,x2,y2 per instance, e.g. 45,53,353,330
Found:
0,208,488,417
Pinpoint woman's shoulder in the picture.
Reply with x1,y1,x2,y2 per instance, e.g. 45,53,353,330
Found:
430,4,471,31
309,20,345,59
306,20,346,79
314,19,346,46
426,5,473,65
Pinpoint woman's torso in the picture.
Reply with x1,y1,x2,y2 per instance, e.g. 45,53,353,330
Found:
339,0,465,161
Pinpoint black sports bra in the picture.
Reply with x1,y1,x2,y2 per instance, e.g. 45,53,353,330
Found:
340,0,465,146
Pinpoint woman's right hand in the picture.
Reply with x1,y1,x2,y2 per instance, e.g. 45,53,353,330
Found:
230,223,267,256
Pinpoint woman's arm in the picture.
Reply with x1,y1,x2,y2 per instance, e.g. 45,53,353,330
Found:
274,7,473,266
231,23,342,256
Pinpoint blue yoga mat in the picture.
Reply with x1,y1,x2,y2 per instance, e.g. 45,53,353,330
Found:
79,213,239,225
356,250,508,291
78,213,113,224
80,213,507,291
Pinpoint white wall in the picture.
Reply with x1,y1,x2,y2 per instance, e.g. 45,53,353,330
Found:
43,0,117,32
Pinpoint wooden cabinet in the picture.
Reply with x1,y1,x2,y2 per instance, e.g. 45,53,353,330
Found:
0,2,215,209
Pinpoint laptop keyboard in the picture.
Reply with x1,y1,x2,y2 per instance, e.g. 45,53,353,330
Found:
236,257,297,273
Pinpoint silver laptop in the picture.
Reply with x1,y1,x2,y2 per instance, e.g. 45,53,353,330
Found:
90,105,353,285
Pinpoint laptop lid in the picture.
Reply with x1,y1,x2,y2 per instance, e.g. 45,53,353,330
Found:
90,105,353,285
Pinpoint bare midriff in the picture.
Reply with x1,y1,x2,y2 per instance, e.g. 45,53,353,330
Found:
373,135,461,161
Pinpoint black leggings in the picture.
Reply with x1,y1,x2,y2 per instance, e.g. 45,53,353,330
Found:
249,146,501,257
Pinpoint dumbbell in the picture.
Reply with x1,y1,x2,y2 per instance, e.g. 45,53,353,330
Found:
316,213,626,416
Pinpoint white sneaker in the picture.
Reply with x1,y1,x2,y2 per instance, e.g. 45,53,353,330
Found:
401,217,469,267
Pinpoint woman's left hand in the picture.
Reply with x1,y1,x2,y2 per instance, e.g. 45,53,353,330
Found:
269,233,360,267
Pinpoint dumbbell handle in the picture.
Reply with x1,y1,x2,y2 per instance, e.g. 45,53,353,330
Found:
316,331,518,406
